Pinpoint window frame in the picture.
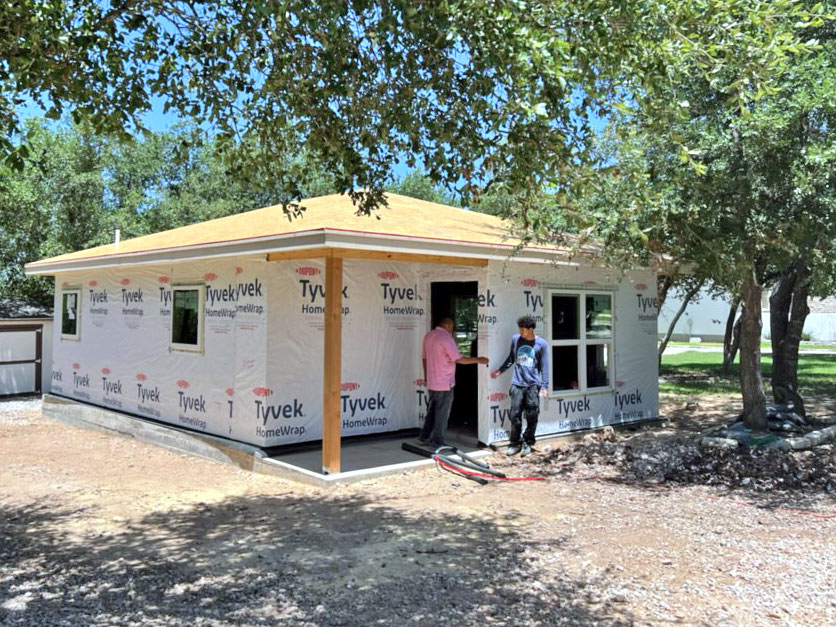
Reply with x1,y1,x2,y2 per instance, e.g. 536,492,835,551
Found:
170,283,205,353
546,289,615,395
60,288,82,340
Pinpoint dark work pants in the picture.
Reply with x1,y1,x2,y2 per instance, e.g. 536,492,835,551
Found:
509,384,540,445
419,388,455,445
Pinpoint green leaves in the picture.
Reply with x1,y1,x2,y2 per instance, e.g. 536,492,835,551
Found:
584,0,836,304
2,0,832,220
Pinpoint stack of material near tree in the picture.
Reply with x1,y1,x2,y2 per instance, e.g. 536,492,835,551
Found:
700,405,836,452
764,403,809,434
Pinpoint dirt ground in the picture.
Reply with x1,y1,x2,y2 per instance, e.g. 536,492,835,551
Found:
1,395,835,626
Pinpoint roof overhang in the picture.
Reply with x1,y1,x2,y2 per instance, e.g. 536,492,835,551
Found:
25,228,581,275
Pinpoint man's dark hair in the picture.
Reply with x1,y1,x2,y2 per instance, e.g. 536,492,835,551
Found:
437,316,454,328
517,314,537,329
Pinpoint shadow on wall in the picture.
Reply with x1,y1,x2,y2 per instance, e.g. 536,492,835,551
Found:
0,494,635,625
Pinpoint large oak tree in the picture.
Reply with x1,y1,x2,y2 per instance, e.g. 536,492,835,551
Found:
577,7,836,429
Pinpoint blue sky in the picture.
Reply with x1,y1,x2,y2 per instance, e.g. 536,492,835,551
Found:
20,94,420,182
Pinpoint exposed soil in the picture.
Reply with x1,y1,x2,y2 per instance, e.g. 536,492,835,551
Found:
1,394,834,626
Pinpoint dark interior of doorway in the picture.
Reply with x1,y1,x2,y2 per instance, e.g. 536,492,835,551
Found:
430,281,480,445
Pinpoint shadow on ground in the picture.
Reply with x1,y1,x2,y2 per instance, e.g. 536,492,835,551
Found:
0,493,634,626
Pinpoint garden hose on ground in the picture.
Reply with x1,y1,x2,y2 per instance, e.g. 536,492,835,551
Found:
401,442,546,484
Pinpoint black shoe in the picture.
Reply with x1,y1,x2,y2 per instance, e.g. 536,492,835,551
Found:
507,444,522,456
520,443,532,457
417,436,430,444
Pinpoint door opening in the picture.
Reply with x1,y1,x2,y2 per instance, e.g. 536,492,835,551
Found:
430,281,479,443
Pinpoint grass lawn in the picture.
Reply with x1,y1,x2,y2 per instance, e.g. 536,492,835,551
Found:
667,340,836,351
659,350,836,398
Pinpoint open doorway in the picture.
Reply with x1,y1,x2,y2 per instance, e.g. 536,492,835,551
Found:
430,281,480,445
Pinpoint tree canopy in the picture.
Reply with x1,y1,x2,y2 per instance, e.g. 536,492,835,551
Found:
2,1,825,214
0,121,465,303
575,5,836,427
0,121,338,303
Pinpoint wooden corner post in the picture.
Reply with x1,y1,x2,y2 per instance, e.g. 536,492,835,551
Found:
322,253,343,474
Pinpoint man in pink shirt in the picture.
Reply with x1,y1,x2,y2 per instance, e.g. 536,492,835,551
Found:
419,317,489,447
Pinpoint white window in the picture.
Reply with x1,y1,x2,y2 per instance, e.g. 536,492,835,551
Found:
548,291,614,392
61,289,81,339
170,285,204,352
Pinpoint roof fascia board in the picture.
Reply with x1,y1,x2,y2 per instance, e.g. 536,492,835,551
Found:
25,232,330,275
26,229,581,276
321,230,579,266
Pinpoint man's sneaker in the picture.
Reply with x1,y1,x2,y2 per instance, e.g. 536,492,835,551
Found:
520,443,532,457
506,444,522,456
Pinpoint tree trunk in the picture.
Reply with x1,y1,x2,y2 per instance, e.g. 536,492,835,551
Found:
770,260,811,417
721,296,741,374
739,269,767,430
658,280,705,368
729,315,742,372
657,274,675,312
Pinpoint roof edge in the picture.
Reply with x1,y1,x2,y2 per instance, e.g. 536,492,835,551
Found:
26,230,581,275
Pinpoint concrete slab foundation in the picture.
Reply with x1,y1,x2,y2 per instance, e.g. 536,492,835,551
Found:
41,395,659,486
41,394,486,486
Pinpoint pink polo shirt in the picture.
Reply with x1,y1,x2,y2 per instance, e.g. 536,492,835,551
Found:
422,326,463,391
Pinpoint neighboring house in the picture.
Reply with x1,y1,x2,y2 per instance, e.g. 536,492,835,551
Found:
659,289,836,343
27,193,659,475
0,301,53,396
658,289,732,343
762,295,836,343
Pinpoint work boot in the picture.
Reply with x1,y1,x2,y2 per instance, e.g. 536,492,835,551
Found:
520,443,532,457
506,444,522,456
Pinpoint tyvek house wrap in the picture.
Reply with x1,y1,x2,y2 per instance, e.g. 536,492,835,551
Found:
481,261,659,444
50,256,658,448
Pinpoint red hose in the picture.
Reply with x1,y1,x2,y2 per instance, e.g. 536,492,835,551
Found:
434,456,546,482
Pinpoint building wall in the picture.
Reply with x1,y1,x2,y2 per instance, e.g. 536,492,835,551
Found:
658,289,731,342
0,319,52,395
482,261,659,443
51,259,271,443
263,259,483,445
763,295,836,342
50,255,659,447
661,288,836,343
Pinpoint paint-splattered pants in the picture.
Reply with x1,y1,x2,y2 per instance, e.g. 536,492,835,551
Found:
509,384,540,445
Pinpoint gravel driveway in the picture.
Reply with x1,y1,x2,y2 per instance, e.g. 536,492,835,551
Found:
1,395,834,626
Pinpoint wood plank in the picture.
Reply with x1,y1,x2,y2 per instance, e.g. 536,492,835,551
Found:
0,324,44,333
322,254,343,474
267,247,488,267
266,248,332,262
0,359,39,366
35,326,42,394
334,249,488,267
